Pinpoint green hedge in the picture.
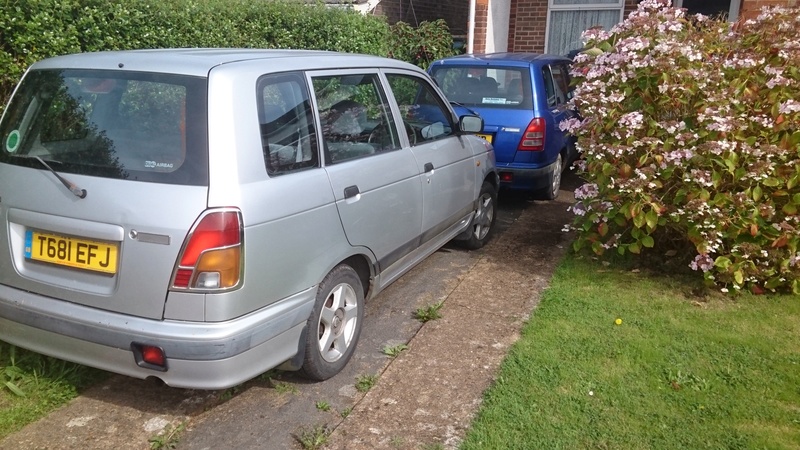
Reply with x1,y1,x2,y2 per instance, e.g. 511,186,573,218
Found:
1,0,456,113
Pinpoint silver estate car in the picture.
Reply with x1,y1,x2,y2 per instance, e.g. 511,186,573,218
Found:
0,49,498,389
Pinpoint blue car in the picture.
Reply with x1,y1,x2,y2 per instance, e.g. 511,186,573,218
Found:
429,53,579,199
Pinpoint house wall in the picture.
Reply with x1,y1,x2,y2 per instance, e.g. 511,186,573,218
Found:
502,0,639,54
373,0,470,36
739,0,797,19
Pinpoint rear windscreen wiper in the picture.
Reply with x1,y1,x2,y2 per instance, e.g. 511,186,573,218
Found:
32,156,87,199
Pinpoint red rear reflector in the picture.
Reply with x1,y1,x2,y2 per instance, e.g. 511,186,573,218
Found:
132,343,167,371
500,172,513,182
142,345,166,367
518,118,546,151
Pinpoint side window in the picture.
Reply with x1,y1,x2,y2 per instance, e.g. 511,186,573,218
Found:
257,72,319,175
311,73,400,164
542,66,558,108
385,73,454,145
552,65,570,105
547,64,570,107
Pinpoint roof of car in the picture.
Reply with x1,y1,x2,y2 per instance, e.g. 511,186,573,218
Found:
430,52,571,68
30,48,419,77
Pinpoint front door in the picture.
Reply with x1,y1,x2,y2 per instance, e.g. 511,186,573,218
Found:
384,71,477,244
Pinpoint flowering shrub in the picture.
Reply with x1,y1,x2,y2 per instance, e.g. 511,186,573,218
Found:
563,0,800,294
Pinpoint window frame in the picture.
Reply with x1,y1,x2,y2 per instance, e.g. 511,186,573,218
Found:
544,0,624,56
673,0,739,21
307,69,401,165
383,71,459,146
256,71,320,176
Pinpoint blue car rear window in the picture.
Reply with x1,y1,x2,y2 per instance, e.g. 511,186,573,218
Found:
430,66,532,109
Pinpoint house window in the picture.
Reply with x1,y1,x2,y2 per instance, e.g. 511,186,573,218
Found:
674,0,739,21
545,0,624,56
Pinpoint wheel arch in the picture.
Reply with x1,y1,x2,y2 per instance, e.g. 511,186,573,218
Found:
339,254,372,299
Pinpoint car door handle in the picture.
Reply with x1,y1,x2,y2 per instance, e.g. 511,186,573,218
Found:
344,185,360,199
424,162,434,173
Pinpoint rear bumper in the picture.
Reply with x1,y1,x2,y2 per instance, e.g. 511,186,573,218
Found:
0,283,315,389
496,159,557,191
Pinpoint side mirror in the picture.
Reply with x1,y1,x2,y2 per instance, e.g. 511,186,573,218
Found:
459,115,483,133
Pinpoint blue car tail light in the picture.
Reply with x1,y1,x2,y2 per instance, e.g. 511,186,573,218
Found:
518,118,545,151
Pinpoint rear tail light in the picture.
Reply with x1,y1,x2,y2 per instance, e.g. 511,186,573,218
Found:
171,209,243,291
518,118,546,151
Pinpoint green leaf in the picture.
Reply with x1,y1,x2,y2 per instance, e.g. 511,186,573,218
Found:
633,213,645,229
598,222,609,237
5,381,25,397
734,270,744,285
782,203,798,215
628,242,641,254
645,209,658,230
765,276,782,290
714,256,732,270
641,235,655,248
753,185,763,201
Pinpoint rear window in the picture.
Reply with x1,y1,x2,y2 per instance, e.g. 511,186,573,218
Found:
0,69,208,185
430,66,532,109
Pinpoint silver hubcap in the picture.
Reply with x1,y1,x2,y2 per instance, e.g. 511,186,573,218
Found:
473,193,494,240
317,283,359,363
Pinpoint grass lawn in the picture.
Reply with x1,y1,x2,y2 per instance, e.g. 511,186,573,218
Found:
462,255,800,450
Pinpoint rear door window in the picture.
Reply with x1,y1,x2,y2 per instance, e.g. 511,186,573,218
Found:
543,64,570,108
0,70,208,185
257,72,319,175
311,72,401,164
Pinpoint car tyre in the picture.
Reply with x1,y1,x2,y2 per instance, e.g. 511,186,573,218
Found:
300,264,364,381
537,153,563,201
460,181,497,250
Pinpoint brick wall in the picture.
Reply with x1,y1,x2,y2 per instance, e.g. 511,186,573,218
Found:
374,0,469,36
739,0,797,20
473,0,490,53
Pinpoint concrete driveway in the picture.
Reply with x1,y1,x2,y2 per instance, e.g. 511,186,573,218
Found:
0,172,580,450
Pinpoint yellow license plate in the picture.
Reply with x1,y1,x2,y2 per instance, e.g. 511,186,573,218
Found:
476,133,493,144
25,230,119,274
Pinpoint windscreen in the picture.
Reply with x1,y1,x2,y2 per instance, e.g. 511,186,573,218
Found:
0,69,208,185
430,66,532,110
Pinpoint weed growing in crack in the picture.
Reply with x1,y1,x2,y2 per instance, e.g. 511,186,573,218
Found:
355,374,378,393
294,425,329,450
273,381,299,395
382,343,409,358
414,300,444,323
315,400,331,412
148,422,186,450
